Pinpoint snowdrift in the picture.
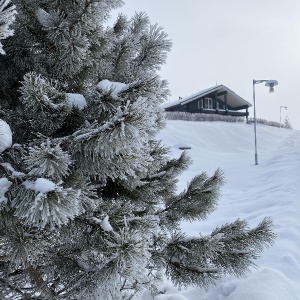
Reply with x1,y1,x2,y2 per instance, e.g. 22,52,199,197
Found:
143,121,300,300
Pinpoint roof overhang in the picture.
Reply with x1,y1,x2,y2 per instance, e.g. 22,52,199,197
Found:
162,85,252,110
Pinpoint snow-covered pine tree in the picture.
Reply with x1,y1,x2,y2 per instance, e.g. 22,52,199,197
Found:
0,1,275,299
283,116,293,129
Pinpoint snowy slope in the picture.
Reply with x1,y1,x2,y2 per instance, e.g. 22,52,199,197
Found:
143,121,300,300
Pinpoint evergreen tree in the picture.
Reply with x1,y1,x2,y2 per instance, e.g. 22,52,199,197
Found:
0,1,275,299
283,116,293,129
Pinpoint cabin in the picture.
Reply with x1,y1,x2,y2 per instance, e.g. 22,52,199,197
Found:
163,85,252,120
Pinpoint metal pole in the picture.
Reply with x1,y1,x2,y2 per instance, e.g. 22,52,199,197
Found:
280,106,282,123
253,80,258,165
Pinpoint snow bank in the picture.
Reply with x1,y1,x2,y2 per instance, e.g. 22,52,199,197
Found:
155,295,189,300
141,121,300,300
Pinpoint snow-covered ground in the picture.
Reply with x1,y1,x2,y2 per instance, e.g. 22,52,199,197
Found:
143,120,300,300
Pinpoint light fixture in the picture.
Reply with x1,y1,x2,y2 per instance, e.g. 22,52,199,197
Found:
265,80,278,93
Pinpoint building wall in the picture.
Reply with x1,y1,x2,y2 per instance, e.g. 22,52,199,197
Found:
185,96,234,114
166,105,186,112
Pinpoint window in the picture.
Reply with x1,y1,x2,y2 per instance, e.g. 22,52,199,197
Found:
204,97,213,109
198,100,203,109
216,102,219,110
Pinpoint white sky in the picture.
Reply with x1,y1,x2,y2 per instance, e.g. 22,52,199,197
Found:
112,0,300,129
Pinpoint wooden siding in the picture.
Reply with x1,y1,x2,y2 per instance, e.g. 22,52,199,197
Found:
175,96,235,113
166,105,186,112
165,95,249,117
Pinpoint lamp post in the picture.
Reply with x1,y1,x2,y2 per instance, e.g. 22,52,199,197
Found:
280,106,288,124
253,79,278,165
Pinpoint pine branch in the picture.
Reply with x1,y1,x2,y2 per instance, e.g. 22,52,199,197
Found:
163,218,275,288
160,169,224,222
26,264,56,299
0,277,24,296
0,0,17,55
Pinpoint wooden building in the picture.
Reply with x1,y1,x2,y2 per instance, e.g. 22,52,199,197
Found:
163,85,252,120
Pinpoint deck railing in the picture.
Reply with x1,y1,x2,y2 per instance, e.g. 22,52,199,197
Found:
165,112,245,122
199,108,248,117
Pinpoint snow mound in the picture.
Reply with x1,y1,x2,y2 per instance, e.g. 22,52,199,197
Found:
141,121,300,300
155,295,189,300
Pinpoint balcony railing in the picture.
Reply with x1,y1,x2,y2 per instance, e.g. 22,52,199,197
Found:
200,108,248,117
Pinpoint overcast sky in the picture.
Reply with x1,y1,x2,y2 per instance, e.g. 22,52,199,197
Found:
112,0,300,129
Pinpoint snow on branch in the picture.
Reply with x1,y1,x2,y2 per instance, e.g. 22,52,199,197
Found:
0,0,17,54
1,162,25,178
0,177,12,205
35,7,51,28
0,119,12,152
100,215,113,232
67,93,87,110
72,104,129,142
13,178,84,229
96,79,129,99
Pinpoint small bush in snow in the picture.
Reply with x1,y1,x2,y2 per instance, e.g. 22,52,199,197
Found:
247,117,293,129
283,116,293,130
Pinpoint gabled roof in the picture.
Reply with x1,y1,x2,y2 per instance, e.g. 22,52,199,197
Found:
162,85,252,109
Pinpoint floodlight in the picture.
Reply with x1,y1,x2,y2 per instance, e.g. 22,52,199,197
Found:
265,80,278,93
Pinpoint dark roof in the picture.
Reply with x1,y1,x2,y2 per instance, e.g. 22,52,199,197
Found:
162,85,252,110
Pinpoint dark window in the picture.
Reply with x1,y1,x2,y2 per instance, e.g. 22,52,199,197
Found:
198,100,203,109
204,98,213,109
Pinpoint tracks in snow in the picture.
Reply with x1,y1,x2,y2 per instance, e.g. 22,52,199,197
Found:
285,131,300,157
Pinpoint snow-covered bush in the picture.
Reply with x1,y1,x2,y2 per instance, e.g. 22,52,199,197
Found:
248,117,292,129
165,111,245,123
283,116,293,129
166,112,293,130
